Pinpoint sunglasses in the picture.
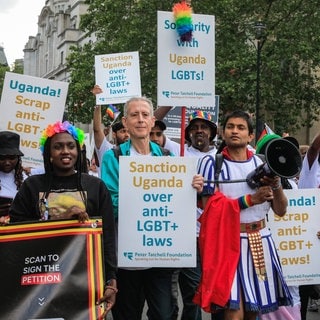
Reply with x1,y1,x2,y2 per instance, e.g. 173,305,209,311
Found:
150,132,163,137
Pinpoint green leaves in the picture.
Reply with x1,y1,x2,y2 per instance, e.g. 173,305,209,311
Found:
66,0,320,134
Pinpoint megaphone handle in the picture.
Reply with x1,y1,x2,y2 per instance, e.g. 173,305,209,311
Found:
205,179,248,184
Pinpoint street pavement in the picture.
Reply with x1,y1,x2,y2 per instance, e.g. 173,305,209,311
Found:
107,299,320,319
306,307,320,320
198,306,319,320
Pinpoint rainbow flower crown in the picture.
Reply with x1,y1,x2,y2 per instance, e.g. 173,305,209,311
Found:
39,121,85,154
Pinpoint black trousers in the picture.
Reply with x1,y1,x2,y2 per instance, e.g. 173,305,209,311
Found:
112,267,174,320
299,284,316,320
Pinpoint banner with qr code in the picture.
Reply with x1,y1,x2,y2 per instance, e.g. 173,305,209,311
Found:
0,219,105,320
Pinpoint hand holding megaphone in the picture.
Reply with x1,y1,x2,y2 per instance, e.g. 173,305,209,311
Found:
246,138,302,189
250,184,276,204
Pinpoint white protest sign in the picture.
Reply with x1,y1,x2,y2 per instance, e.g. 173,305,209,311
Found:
95,51,141,105
118,156,197,267
83,133,93,161
267,188,320,286
157,11,215,107
0,72,68,167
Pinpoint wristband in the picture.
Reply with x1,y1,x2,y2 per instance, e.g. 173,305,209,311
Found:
238,194,253,209
94,105,101,109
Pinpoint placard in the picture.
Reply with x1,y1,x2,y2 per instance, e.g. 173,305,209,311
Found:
267,189,320,286
0,219,105,320
118,156,197,267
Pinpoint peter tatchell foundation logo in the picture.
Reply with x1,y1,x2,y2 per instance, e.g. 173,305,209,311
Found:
124,252,133,260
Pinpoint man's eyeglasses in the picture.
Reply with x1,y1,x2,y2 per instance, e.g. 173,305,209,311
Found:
150,132,163,137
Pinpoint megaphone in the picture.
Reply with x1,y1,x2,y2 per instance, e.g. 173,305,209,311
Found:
246,138,302,189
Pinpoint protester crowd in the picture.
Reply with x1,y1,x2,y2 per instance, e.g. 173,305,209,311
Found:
1,85,320,320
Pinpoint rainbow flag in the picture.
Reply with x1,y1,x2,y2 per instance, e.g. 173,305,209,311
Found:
106,105,120,120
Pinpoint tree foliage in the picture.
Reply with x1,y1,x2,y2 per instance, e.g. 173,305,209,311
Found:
67,0,320,134
11,62,23,75
0,61,23,98
0,65,10,98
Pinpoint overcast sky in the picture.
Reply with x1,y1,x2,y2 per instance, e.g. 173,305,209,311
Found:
0,0,45,67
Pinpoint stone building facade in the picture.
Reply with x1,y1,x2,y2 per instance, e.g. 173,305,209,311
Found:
23,0,95,82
